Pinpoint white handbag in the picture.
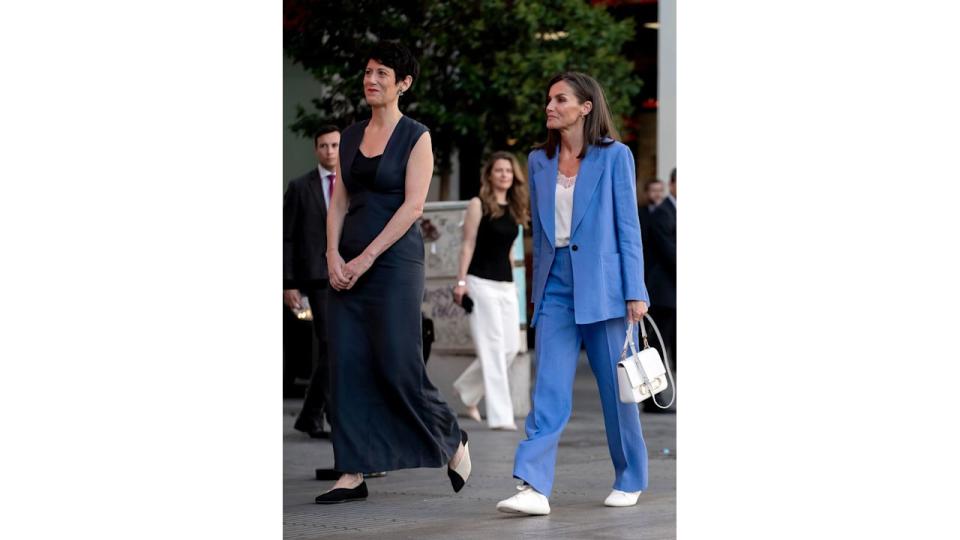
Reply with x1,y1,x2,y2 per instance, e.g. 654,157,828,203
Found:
616,314,676,408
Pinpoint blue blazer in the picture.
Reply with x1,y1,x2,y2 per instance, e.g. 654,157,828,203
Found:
529,140,650,327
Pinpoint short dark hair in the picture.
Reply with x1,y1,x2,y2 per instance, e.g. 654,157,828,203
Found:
645,179,664,192
314,125,339,146
670,167,677,184
366,40,420,84
536,72,618,160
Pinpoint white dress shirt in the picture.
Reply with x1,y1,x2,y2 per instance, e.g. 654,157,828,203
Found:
318,165,335,209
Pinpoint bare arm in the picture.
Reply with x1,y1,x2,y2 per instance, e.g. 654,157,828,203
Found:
326,159,350,290
453,197,482,304
342,132,434,287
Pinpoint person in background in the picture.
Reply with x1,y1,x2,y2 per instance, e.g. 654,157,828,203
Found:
496,72,651,516
452,151,530,431
283,125,341,438
316,40,470,504
638,179,665,264
642,168,676,413
643,178,666,211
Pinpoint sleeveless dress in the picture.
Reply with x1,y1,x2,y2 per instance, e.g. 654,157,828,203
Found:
328,116,462,473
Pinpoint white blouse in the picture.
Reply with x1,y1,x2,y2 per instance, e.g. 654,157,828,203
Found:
555,172,576,247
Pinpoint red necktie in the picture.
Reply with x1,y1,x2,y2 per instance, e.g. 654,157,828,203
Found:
326,173,336,201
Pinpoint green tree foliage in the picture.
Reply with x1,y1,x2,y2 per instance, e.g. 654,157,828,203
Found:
284,0,641,185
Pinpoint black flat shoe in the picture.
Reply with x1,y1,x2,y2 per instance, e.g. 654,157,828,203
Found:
447,430,471,493
294,416,330,438
314,481,367,504
294,422,331,439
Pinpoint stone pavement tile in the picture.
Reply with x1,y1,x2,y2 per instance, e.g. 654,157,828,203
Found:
284,354,676,539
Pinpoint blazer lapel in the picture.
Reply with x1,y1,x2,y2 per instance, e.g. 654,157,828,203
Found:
304,169,327,215
570,147,605,238
534,153,558,247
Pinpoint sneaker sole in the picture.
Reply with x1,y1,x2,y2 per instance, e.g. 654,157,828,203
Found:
496,504,550,515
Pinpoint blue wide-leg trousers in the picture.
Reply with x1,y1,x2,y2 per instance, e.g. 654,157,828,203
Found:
513,247,648,496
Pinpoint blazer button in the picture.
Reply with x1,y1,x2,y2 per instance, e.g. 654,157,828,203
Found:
571,244,578,251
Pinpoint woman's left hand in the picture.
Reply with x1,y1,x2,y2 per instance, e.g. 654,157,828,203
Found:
626,300,648,324
342,251,376,289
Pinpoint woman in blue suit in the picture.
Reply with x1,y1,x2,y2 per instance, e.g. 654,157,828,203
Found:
496,72,650,515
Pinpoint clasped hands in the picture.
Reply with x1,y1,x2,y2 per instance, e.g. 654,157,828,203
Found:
328,250,375,291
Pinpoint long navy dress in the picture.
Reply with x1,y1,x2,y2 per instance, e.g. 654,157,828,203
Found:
328,116,462,473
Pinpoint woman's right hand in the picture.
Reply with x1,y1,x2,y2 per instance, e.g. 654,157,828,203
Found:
327,251,349,290
283,289,302,310
453,284,468,305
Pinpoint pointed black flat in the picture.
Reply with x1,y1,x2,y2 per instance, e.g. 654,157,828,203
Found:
314,481,368,504
447,430,472,493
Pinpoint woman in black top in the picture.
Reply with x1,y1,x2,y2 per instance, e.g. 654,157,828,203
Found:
452,152,530,430
317,41,471,504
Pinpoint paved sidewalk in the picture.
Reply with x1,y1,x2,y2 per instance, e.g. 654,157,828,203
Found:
283,354,676,539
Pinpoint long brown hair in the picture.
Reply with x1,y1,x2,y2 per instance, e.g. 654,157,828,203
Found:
479,151,530,226
536,72,618,159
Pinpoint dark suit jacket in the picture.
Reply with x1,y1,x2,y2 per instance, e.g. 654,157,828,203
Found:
638,204,655,274
643,198,676,309
283,168,329,289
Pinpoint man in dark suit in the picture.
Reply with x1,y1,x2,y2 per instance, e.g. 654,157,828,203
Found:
284,125,340,438
640,170,676,413
638,178,666,248
642,178,667,212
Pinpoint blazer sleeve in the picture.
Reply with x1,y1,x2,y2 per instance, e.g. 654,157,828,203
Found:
282,180,300,289
528,152,541,304
612,145,650,304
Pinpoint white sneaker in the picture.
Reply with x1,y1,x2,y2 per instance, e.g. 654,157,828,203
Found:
603,489,642,507
496,485,551,515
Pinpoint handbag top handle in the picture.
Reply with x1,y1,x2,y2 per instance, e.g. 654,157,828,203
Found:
621,314,677,409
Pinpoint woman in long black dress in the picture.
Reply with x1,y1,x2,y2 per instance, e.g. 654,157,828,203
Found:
315,40,471,504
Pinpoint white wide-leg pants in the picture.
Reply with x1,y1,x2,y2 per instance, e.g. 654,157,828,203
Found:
452,274,520,428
